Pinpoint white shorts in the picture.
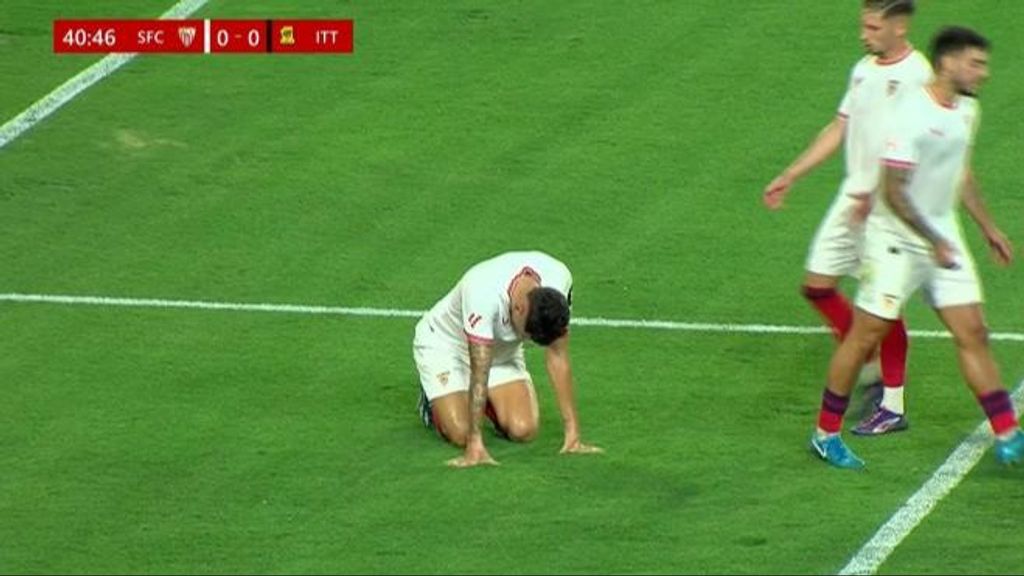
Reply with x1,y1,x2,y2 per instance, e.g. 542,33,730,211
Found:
855,226,983,320
805,193,865,278
413,319,532,401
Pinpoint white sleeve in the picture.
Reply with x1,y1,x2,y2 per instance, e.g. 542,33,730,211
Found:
881,99,920,169
460,282,498,345
966,100,981,147
837,61,861,118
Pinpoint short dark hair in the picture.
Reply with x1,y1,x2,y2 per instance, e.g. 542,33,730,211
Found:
525,287,570,346
863,0,915,17
930,26,990,70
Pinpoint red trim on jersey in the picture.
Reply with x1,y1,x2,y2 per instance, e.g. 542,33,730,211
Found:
882,158,916,170
875,44,914,66
464,331,494,345
507,266,541,299
926,86,958,110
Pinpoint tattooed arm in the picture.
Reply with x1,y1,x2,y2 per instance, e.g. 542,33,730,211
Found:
466,340,493,441
447,340,498,468
882,164,958,269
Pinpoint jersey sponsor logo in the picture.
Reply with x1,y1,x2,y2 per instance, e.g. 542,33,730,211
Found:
467,313,483,329
887,79,900,97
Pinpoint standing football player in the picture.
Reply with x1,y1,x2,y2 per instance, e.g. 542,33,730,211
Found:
763,0,928,434
811,26,1020,468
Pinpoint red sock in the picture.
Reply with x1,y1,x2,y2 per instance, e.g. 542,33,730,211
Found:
978,390,1019,437
880,318,908,387
817,388,849,434
802,286,853,341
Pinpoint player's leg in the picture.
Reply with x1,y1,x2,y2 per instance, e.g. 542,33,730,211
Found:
486,351,539,442
811,309,892,468
487,380,539,442
818,310,893,433
429,391,471,447
936,304,1003,396
928,257,1024,464
802,197,861,340
812,231,917,467
413,324,472,446
876,317,909,413
853,312,911,435
934,304,1023,463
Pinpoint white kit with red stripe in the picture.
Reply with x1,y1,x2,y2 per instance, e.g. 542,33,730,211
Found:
422,251,573,362
855,87,983,320
804,46,932,278
874,87,980,246
837,47,932,197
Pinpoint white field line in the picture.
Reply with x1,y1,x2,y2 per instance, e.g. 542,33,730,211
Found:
2,292,1024,342
0,0,210,149
3,290,1022,574
838,381,1024,575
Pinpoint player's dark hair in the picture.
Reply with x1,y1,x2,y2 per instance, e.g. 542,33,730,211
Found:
525,287,570,346
863,0,914,17
930,26,990,70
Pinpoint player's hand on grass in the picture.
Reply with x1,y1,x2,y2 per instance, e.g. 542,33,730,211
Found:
560,437,604,455
446,436,499,468
763,174,793,210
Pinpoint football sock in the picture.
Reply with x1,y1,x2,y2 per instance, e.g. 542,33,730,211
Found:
880,318,908,388
881,386,905,415
802,286,852,341
817,388,849,436
978,390,1019,439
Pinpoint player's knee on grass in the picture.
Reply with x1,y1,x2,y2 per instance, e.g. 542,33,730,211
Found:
438,418,469,447
503,417,538,443
430,394,471,447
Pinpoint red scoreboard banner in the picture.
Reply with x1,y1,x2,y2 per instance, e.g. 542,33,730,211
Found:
271,19,354,53
54,19,205,53
54,19,354,54
209,20,267,53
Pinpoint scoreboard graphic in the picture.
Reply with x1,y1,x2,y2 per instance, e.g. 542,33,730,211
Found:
53,19,354,54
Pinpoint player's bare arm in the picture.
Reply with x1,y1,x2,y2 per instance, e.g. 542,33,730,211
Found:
467,340,492,438
763,116,847,209
447,340,498,468
882,165,957,268
545,334,603,455
961,167,1013,265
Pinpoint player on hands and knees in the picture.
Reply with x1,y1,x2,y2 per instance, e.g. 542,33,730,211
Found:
412,251,602,468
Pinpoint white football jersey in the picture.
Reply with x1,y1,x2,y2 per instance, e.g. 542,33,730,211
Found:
837,48,932,196
875,87,980,246
422,251,573,362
